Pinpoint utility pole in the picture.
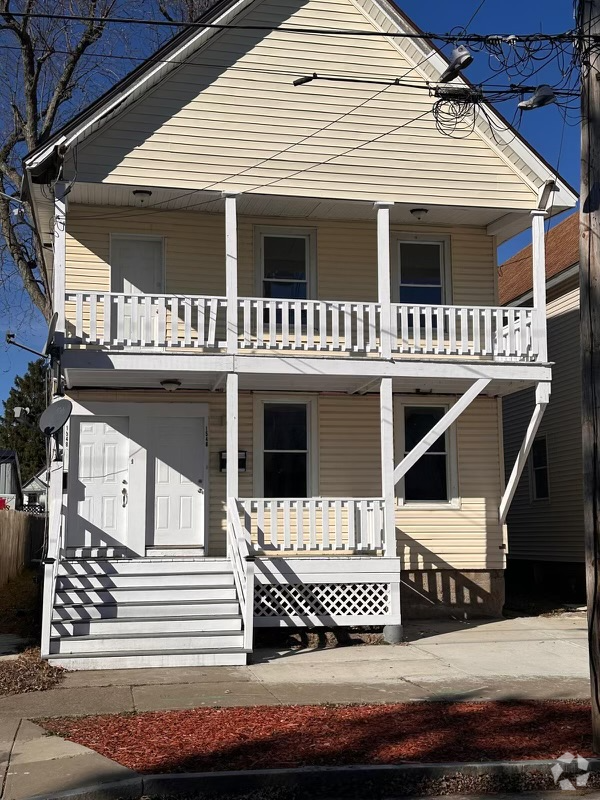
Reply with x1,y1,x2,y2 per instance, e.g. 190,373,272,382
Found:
580,0,600,755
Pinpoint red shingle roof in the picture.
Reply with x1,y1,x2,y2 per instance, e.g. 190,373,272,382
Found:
498,213,579,305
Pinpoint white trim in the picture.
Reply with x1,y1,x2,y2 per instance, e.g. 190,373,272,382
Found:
109,233,166,295
252,394,319,497
379,378,396,557
225,193,239,354
254,225,317,299
394,394,460,509
226,373,239,500
53,182,67,337
393,233,452,305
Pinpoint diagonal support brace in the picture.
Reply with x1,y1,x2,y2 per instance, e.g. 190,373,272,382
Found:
394,378,491,486
499,382,550,525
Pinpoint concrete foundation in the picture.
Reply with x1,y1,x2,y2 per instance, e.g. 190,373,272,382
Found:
400,569,505,620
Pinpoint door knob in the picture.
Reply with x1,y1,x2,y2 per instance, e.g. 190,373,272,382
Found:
122,487,128,507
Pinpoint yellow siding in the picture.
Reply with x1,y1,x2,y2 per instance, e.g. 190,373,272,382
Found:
68,390,503,568
72,0,537,209
66,206,496,306
502,287,583,563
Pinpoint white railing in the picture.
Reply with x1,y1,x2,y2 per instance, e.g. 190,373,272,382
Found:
65,292,226,349
238,498,385,553
227,498,255,651
391,304,536,360
238,298,380,353
40,462,64,658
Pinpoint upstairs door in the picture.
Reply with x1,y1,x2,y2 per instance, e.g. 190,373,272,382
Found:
67,417,129,549
111,235,164,343
150,417,206,549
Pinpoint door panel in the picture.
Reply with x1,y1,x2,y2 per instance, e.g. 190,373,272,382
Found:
151,418,205,547
67,418,129,548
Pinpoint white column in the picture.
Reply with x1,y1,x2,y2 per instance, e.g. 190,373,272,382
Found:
531,209,548,362
226,372,239,501
375,202,394,359
53,181,68,342
224,192,239,354
380,377,397,558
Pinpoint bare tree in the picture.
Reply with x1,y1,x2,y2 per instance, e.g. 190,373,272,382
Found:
0,0,207,327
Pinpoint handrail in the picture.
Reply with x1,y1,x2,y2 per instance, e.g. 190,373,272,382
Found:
40,461,64,658
227,497,255,652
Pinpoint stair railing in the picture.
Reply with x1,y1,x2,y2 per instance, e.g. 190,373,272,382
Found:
227,498,255,652
40,461,65,658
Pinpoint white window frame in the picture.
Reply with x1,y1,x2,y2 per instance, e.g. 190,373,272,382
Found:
254,226,317,299
529,434,550,503
109,233,166,294
392,233,452,305
394,395,460,508
253,394,319,497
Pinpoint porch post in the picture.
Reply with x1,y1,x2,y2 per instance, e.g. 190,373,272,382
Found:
375,202,394,359
226,372,239,502
380,377,396,558
531,209,548,362
224,192,239,354
53,181,68,342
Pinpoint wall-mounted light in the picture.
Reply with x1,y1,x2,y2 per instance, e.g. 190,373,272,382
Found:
160,379,181,392
132,189,153,207
219,451,247,473
410,208,429,221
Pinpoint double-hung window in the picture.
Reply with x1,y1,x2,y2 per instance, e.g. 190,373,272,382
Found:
530,437,550,501
262,402,309,498
396,239,448,306
257,229,315,328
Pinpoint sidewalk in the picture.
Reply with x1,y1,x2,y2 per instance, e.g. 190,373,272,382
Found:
0,614,591,799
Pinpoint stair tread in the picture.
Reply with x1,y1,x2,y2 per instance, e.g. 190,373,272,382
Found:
56,584,235,590
52,614,242,623
53,598,239,608
47,647,249,659
50,630,243,641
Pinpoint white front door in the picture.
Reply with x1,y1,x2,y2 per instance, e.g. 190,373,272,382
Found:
111,235,164,342
151,417,206,548
67,417,129,548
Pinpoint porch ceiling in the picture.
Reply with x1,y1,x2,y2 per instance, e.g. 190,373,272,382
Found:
63,182,540,240
63,366,537,398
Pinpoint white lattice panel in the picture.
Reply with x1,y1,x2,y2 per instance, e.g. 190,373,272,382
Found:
254,582,391,618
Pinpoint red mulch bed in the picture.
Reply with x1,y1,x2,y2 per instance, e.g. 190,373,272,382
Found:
40,702,593,774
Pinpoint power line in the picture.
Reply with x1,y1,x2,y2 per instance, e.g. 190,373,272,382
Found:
465,0,488,31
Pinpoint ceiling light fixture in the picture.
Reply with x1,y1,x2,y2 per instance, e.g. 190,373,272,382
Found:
160,379,182,392
132,189,153,207
410,208,429,221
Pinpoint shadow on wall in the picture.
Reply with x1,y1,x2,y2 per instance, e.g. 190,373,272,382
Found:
398,531,504,620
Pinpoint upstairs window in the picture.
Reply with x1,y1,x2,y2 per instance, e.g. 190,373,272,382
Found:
531,437,550,501
397,240,447,306
260,233,311,300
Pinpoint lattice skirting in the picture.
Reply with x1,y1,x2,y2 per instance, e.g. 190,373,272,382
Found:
254,581,395,627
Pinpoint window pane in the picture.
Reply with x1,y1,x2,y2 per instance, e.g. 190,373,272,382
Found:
400,286,443,305
405,454,448,501
534,468,549,500
405,407,446,453
532,438,548,468
264,453,307,498
263,281,307,300
264,404,307,451
264,236,307,280
400,243,442,286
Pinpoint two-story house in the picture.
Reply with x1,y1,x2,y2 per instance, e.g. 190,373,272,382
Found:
500,213,584,602
24,0,577,669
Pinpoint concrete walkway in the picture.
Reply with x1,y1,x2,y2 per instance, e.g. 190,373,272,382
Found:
0,614,591,799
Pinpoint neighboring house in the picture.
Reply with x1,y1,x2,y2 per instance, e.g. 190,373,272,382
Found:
23,0,577,669
500,213,583,599
22,468,48,512
0,450,23,510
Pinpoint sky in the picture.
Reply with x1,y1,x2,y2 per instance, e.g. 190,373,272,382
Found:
0,0,580,406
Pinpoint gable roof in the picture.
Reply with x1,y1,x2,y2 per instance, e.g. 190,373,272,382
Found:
499,212,579,305
23,0,576,216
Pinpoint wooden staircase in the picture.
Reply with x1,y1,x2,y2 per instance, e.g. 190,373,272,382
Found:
47,558,248,669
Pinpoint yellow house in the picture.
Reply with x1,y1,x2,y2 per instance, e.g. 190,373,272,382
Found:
25,0,577,669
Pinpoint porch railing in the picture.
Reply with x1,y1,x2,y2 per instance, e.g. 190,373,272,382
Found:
64,291,539,361
226,498,255,651
238,498,386,553
65,292,227,349
237,298,380,353
391,304,536,360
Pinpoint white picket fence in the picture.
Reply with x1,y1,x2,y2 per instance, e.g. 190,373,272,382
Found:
237,498,386,553
391,304,536,359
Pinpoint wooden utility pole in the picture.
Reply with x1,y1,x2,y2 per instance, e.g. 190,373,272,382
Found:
580,0,600,755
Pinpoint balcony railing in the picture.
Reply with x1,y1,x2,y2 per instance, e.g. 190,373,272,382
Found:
64,291,538,361
238,498,386,553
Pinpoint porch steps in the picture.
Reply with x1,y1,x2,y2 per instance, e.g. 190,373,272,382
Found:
47,558,248,669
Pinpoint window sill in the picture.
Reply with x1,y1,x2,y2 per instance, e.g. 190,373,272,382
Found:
396,499,462,510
